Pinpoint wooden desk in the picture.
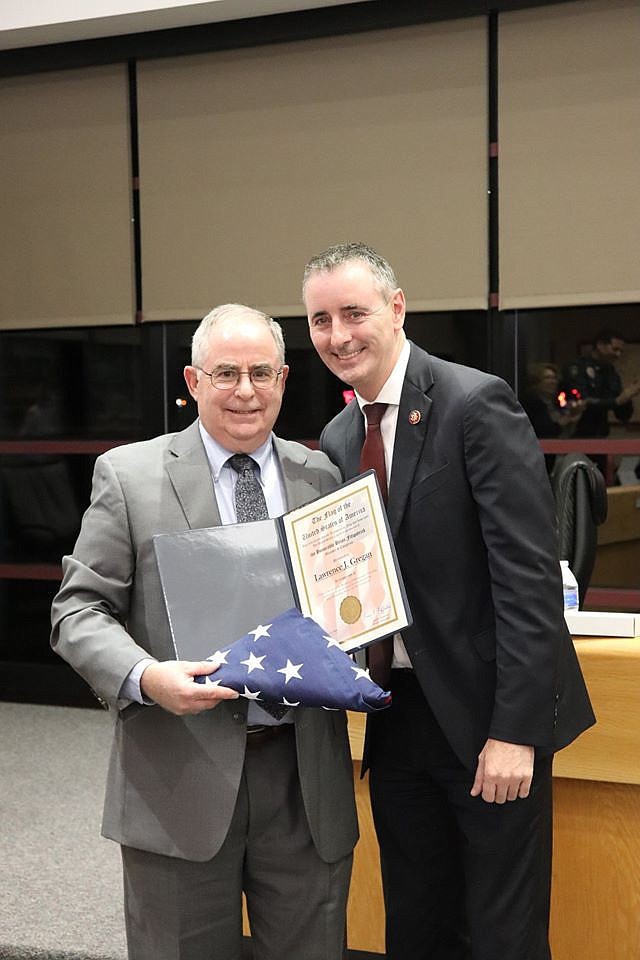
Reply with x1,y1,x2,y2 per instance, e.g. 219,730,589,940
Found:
346,637,640,959
549,637,640,960
592,484,640,591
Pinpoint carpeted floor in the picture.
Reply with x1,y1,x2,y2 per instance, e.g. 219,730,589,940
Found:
0,702,380,960
0,702,126,960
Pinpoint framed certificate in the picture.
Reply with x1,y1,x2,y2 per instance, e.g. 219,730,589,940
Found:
282,471,411,652
154,471,411,660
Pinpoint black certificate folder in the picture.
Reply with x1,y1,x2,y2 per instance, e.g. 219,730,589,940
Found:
154,470,411,661
154,520,296,663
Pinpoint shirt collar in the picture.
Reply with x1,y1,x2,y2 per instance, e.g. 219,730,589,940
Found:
197,421,274,482
355,338,410,411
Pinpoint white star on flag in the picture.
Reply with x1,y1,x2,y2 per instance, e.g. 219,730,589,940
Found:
240,652,266,674
207,649,230,667
277,659,303,683
324,635,342,649
351,666,374,683
195,608,391,712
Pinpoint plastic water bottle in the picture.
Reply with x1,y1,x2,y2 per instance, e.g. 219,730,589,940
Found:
560,560,579,611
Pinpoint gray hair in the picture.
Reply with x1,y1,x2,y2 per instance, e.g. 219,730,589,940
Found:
302,242,398,300
191,303,285,367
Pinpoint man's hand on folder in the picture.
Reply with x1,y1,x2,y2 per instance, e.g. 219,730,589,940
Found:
141,660,240,716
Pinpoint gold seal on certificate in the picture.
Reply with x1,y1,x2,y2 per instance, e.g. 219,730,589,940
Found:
340,595,362,624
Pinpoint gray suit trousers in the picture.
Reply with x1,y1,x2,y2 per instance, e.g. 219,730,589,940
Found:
121,726,352,960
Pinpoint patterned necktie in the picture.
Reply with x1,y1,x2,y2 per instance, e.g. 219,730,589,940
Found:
228,453,288,721
228,454,269,523
360,404,393,690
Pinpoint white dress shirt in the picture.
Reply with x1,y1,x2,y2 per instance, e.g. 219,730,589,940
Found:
355,338,413,670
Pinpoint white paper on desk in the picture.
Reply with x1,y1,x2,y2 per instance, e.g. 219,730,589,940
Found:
564,609,640,637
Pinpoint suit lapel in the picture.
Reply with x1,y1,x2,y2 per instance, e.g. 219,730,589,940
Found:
344,401,365,479
165,427,321,528
165,421,222,529
274,437,319,509
386,345,433,538
330,399,364,480
333,345,434,536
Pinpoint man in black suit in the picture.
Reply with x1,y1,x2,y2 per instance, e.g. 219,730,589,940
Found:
562,329,640,439
302,242,595,960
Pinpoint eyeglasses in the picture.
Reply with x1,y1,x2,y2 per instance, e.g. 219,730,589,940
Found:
196,364,284,390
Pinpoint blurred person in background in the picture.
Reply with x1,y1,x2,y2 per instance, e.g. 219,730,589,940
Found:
521,361,585,473
562,329,640,439
562,329,640,478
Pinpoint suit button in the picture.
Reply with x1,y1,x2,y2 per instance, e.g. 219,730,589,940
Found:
232,712,245,723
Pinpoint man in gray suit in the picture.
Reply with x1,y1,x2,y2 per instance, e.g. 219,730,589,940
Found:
302,243,595,960
51,304,358,960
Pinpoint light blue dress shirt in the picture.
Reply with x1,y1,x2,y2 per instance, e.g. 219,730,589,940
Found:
119,422,288,723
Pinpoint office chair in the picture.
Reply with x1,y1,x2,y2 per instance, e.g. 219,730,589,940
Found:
551,453,608,609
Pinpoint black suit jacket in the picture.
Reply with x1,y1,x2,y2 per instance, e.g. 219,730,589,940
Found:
320,342,595,771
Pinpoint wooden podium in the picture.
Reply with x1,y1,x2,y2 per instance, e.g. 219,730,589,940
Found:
550,637,640,960
346,636,640,958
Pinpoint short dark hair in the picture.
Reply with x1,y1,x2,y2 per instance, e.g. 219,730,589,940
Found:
302,242,398,300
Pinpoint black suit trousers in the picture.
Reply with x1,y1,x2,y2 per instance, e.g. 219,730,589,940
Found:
368,671,553,960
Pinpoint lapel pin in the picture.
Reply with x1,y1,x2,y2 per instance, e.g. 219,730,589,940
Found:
408,410,421,425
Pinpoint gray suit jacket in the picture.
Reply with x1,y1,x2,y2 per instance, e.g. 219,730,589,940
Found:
51,421,358,863
320,342,595,771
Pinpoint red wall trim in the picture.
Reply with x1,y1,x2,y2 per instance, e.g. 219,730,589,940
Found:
0,563,63,580
585,588,640,612
0,440,128,455
539,439,640,455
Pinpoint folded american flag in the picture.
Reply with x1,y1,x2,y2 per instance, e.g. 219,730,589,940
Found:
195,607,391,712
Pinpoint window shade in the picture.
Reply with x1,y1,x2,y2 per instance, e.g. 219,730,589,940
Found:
137,19,487,319
499,0,640,309
0,64,134,330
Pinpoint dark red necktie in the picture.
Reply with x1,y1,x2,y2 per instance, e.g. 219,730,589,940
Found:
360,404,388,503
360,403,393,689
